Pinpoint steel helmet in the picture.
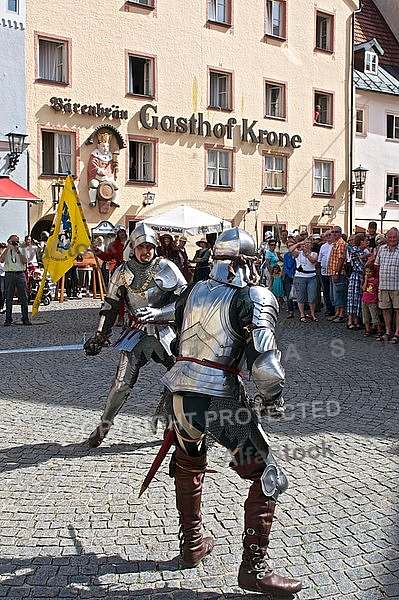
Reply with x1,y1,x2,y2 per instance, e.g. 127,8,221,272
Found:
213,227,256,260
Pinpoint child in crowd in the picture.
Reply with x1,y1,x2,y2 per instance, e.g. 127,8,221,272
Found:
361,263,382,338
271,264,284,307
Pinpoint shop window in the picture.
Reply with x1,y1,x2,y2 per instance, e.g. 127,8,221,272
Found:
313,160,332,195
365,51,378,74
315,11,333,52
209,70,232,110
41,131,74,176
314,91,333,126
264,154,286,191
208,0,231,25
265,81,286,119
387,113,399,140
386,175,399,203
207,149,232,188
128,55,154,97
38,37,68,83
129,140,155,182
265,0,286,38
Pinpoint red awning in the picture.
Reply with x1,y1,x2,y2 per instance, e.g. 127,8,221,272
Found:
0,176,42,204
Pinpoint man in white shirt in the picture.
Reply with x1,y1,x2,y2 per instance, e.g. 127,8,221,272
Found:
0,234,31,326
317,230,334,316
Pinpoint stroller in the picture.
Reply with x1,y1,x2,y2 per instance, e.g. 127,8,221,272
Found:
27,267,53,305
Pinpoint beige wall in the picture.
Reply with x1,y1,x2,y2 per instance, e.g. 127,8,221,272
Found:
26,1,358,239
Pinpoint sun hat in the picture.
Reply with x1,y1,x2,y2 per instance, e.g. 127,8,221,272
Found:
196,238,209,247
180,236,188,242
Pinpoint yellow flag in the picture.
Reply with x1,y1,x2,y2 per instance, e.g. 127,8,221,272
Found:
32,175,90,316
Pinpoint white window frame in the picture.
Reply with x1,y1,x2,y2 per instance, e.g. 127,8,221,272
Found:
313,160,332,195
129,140,155,182
264,154,286,191
314,91,333,126
265,82,285,119
128,55,154,97
315,11,333,52
365,51,378,74
207,149,232,188
265,0,285,38
38,38,67,83
356,109,365,135
41,131,74,176
128,0,154,6
208,0,230,25
387,113,399,140
209,70,231,110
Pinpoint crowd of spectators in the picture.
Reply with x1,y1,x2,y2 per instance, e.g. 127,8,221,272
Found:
258,221,399,343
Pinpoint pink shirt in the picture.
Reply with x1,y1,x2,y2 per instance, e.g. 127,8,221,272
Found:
362,276,378,304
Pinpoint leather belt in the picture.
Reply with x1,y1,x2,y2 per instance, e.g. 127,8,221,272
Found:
176,356,243,375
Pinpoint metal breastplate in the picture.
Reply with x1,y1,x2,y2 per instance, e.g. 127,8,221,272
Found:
162,280,245,397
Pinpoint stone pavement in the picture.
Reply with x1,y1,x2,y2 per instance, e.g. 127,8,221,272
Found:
0,299,398,599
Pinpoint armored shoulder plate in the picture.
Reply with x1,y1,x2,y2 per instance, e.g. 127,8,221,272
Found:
106,263,127,301
155,258,187,291
249,286,279,328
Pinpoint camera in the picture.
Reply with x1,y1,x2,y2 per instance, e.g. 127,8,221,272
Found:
297,265,304,272
11,240,19,246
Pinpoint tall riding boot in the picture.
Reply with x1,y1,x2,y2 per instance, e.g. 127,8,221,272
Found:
172,447,214,568
233,457,302,596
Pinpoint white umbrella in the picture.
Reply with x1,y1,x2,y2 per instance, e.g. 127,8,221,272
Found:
143,204,231,236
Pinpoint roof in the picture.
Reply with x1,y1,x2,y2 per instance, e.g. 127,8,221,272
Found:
354,63,399,95
354,0,399,67
0,176,42,204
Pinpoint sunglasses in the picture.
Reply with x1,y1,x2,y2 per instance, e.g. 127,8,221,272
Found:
331,231,340,233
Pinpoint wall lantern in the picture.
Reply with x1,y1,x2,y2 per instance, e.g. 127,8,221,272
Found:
51,179,64,210
352,164,368,193
6,131,28,172
142,190,155,207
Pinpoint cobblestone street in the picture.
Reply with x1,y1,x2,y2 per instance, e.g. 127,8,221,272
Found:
0,299,398,599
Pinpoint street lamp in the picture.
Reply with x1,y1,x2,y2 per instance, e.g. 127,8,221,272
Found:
322,204,334,217
6,131,28,172
379,207,387,233
142,190,155,207
351,164,368,193
245,198,261,246
51,179,64,210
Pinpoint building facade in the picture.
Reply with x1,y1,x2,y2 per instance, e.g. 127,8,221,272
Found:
25,0,359,244
354,0,399,232
0,0,29,241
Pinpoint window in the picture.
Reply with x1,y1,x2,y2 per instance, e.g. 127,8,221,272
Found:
129,140,155,182
207,149,232,188
314,92,333,126
387,114,399,140
315,11,333,52
313,160,332,195
265,1,286,38
128,0,154,5
7,0,18,12
208,0,231,25
386,175,399,203
41,131,74,176
265,82,286,119
209,70,232,110
365,51,378,74
38,38,68,83
128,55,154,97
356,109,365,134
264,154,286,191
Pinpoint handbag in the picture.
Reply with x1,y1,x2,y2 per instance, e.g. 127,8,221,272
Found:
289,284,297,300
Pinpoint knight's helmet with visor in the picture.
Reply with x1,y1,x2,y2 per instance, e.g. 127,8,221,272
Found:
210,227,258,287
123,222,158,261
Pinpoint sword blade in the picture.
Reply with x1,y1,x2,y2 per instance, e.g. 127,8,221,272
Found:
138,427,175,498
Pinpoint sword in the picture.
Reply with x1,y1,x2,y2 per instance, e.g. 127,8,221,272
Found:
138,427,175,498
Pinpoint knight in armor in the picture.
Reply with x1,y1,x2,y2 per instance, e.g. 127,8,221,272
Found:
161,227,302,597
84,223,187,447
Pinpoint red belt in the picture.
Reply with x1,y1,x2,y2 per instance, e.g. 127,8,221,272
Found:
176,356,243,376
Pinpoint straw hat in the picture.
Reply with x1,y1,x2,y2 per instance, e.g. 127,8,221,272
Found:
196,238,209,247
179,236,188,242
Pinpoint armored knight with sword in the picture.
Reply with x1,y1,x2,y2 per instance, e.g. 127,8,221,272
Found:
161,227,302,597
84,222,187,447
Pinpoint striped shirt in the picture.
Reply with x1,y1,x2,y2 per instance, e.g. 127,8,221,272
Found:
375,244,399,290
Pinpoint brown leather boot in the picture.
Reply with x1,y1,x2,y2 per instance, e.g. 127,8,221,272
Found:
173,447,214,568
233,456,302,597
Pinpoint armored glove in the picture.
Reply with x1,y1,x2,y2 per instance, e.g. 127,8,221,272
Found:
83,331,110,356
134,306,162,323
254,394,285,419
